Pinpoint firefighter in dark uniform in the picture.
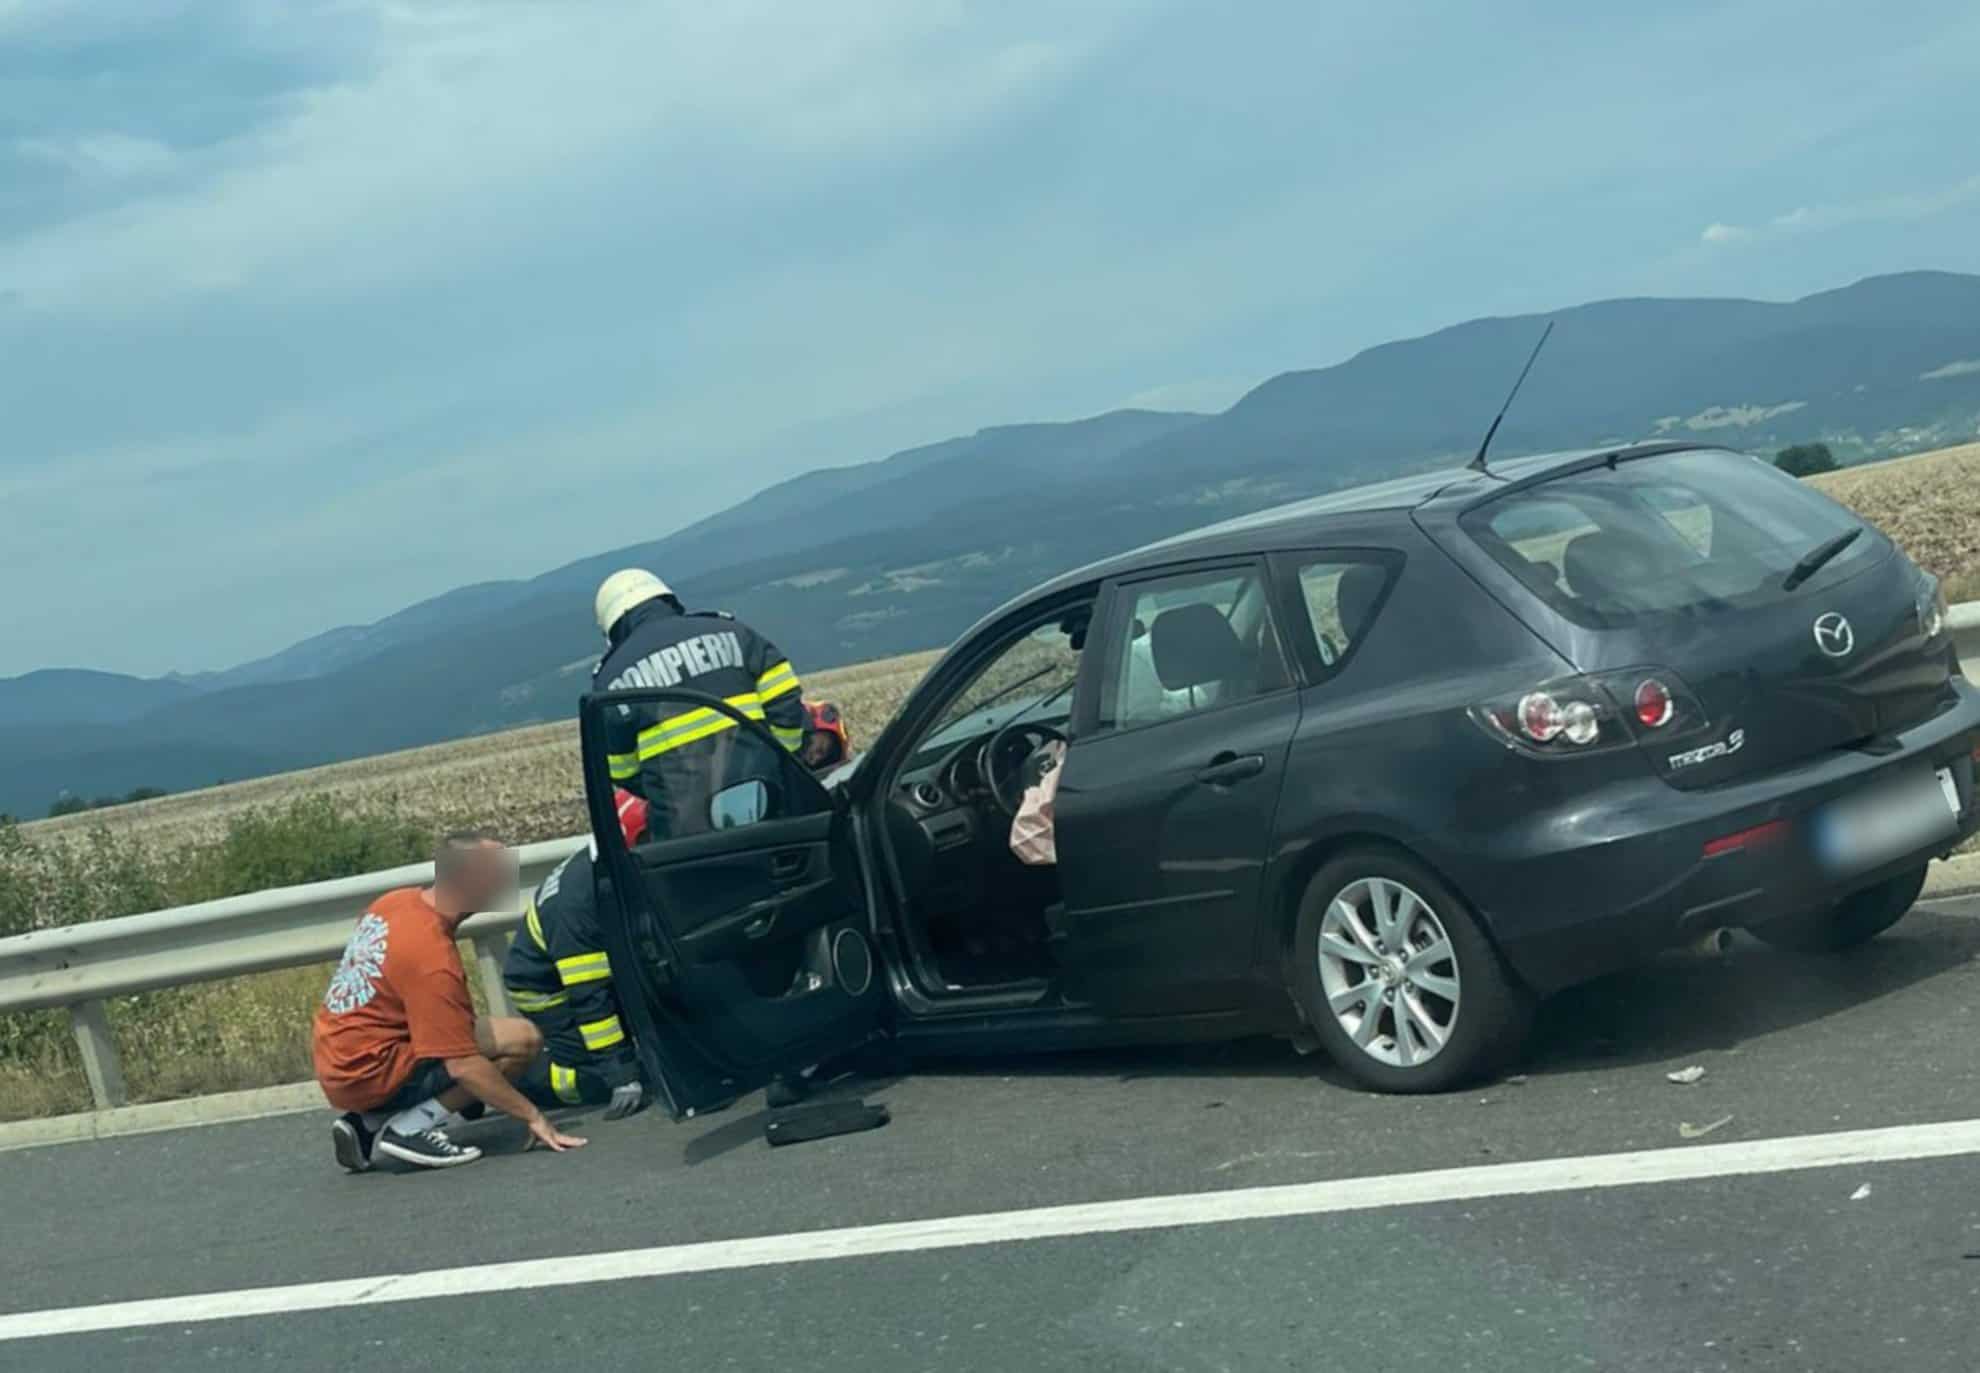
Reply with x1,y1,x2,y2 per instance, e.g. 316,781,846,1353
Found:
503,789,651,1119
590,569,807,837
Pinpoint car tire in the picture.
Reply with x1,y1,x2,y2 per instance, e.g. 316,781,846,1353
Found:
1747,864,1928,953
1290,848,1533,1094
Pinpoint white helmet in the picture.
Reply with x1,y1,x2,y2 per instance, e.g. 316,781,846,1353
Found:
595,569,671,639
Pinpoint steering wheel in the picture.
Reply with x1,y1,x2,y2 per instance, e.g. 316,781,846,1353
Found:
980,721,1068,817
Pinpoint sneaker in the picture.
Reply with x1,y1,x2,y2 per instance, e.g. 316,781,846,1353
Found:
375,1126,484,1169
331,1112,375,1174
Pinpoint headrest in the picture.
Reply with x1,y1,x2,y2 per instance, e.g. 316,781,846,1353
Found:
1562,531,1647,607
1150,602,1246,691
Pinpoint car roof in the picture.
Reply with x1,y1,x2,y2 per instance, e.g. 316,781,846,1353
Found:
1026,440,1717,602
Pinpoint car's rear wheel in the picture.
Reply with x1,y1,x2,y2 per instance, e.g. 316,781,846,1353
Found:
1747,864,1928,953
1290,849,1532,1093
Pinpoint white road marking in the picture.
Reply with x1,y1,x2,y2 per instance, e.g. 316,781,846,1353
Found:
7,1116,1980,1342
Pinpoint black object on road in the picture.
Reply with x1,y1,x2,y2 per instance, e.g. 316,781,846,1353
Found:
765,1100,890,1147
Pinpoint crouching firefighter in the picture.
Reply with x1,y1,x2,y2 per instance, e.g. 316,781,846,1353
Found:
503,790,653,1120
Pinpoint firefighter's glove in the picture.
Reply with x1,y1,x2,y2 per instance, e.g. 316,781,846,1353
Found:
605,1080,649,1120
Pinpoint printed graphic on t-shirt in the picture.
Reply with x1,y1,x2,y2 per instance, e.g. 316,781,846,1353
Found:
324,913,389,1014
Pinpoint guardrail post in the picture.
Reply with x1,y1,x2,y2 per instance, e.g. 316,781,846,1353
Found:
472,932,513,1016
68,1000,127,1110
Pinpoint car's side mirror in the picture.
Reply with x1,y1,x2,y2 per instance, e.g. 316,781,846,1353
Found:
708,779,769,830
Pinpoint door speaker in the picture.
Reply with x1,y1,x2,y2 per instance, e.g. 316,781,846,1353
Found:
832,927,874,997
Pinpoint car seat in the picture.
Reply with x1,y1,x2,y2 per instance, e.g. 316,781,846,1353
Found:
1563,530,1657,612
1150,601,1250,699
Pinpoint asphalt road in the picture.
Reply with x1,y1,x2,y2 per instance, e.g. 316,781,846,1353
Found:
6,895,1980,1371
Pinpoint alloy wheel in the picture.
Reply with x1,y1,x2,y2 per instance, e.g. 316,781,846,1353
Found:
1315,876,1461,1067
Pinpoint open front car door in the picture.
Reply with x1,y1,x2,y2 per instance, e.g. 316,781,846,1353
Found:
578,688,888,1119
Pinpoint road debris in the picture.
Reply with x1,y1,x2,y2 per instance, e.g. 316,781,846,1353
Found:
1666,1066,1707,1085
1679,1115,1734,1140
1849,1183,1873,1202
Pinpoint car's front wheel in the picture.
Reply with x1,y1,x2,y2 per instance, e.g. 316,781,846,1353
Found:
1290,849,1532,1093
1747,864,1928,953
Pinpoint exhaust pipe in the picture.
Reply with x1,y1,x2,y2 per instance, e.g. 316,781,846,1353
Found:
1679,927,1734,959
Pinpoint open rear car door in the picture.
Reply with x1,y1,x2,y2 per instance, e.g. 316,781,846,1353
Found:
578,688,889,1119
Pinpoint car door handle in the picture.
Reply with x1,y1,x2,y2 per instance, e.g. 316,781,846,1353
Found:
769,850,807,881
1196,752,1266,786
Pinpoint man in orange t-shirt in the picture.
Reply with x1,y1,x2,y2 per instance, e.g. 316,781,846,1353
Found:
314,832,588,1172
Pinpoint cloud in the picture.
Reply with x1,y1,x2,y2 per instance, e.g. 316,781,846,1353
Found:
8,0,1980,676
1120,377,1253,414
0,1,1115,314
1698,172,1980,251
1920,358,1980,381
14,132,178,179
1771,173,1980,233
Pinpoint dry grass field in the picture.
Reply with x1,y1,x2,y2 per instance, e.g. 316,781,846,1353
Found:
21,649,945,855
0,651,943,1120
3,442,1977,1121
1808,441,1980,601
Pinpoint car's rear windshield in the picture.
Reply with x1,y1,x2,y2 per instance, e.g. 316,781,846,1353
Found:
1459,448,1878,628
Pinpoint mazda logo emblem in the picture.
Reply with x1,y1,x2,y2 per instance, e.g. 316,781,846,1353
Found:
1812,612,1854,658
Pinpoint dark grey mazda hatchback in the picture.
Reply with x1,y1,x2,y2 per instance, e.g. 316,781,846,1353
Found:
580,441,1980,1106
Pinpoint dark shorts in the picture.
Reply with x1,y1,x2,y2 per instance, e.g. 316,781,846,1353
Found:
379,1058,457,1113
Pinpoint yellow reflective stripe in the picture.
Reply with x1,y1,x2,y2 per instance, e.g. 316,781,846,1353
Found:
525,899,546,951
631,691,777,761
755,661,798,701
550,1063,581,1105
636,711,739,759
607,752,639,781
508,986,567,1013
579,1015,626,1051
557,951,612,986
771,723,803,751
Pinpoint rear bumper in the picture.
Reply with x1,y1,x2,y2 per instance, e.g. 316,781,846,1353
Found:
1455,679,1980,995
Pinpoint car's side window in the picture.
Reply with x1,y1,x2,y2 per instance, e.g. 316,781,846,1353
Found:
1104,565,1288,731
587,690,820,847
1284,552,1401,681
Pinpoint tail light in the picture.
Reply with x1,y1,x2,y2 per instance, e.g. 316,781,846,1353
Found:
1472,668,1707,758
1633,678,1675,729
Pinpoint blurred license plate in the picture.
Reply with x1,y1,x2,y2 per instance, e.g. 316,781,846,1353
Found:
1813,767,1960,874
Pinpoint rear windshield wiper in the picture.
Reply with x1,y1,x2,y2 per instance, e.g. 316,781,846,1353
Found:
1782,527,1862,591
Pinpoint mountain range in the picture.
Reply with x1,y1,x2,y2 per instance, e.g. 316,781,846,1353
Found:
6,269,1980,816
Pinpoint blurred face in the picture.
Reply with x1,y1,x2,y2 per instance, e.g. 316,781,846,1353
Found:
441,840,516,916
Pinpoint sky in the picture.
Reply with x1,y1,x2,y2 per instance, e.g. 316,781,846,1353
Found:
4,0,1979,678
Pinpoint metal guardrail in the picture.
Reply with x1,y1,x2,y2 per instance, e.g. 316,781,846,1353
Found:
1952,601,1980,668
2,603,1977,1116
0,836,586,1109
